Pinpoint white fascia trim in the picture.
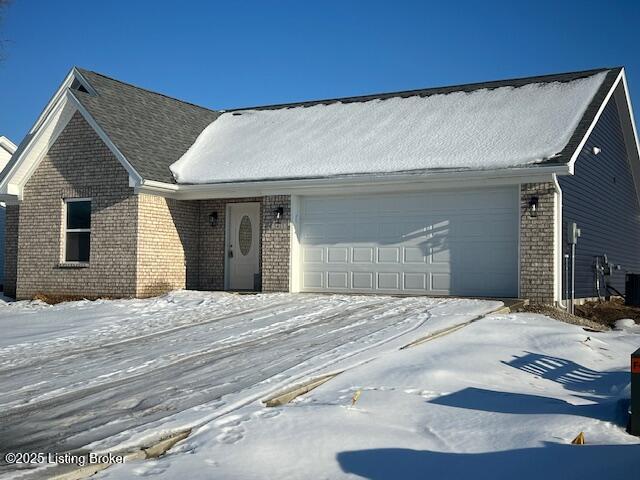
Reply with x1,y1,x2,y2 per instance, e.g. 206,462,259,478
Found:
136,179,180,195
137,164,571,200
0,88,143,200
567,69,624,172
620,70,640,169
0,136,17,154
29,67,95,135
0,94,78,199
0,70,81,196
68,91,143,185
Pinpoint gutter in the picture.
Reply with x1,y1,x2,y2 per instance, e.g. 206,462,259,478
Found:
553,174,567,309
136,164,572,200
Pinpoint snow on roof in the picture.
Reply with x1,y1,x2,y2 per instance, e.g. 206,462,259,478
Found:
170,71,608,184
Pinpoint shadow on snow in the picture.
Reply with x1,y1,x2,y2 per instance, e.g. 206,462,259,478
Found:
337,443,639,480
337,352,636,480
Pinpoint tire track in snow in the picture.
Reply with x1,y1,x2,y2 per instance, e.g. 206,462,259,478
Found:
0,298,433,456
0,299,295,374
0,299,396,418
0,299,390,410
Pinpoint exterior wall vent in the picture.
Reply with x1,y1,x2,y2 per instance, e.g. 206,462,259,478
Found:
70,78,90,94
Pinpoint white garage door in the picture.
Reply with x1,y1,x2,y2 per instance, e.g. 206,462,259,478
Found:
298,187,519,297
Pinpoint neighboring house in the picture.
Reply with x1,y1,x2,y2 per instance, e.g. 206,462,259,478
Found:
0,67,639,304
0,136,17,291
0,137,16,167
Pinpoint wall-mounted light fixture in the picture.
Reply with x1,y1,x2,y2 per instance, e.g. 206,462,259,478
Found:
592,146,602,156
208,212,218,227
528,196,539,217
274,206,284,221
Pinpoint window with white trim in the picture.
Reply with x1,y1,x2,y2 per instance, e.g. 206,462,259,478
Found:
64,198,91,263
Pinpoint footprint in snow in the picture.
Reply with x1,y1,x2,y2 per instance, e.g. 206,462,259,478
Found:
216,428,245,445
254,408,281,419
214,414,250,428
132,460,167,476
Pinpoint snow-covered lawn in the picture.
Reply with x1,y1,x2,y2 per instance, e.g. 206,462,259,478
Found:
0,291,498,478
98,310,640,480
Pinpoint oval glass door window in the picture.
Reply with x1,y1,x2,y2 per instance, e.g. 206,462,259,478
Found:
239,215,252,256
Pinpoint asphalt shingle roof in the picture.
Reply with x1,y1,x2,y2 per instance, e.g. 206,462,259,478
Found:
74,69,219,184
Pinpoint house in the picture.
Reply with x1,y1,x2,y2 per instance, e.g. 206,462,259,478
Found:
0,137,16,167
1,67,639,304
0,136,16,291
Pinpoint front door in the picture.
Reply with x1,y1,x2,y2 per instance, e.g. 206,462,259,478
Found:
226,202,260,290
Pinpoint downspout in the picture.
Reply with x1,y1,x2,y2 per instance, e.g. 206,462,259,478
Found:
552,174,568,310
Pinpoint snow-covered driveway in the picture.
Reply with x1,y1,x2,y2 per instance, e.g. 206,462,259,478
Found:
0,292,499,461
100,309,639,480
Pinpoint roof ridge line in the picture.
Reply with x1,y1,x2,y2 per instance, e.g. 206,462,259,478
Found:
228,67,619,112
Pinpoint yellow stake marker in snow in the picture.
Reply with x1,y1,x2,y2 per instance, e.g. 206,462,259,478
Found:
351,390,362,407
571,432,585,445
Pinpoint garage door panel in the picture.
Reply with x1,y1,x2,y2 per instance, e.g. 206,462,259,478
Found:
404,273,428,291
327,272,349,289
404,247,428,264
299,188,518,297
327,247,349,264
302,271,324,289
377,247,400,263
353,247,374,263
352,272,374,289
378,272,400,290
302,247,324,264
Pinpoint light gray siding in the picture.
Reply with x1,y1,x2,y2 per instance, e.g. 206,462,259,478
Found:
559,96,640,298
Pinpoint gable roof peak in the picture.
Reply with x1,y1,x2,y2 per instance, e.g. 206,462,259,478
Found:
74,67,217,114
70,67,220,183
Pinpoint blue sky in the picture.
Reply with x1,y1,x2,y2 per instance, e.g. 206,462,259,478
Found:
0,0,638,143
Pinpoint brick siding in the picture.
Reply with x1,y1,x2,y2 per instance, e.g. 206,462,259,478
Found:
136,194,199,297
261,195,290,292
15,112,138,299
519,182,556,304
9,111,294,300
3,205,19,297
